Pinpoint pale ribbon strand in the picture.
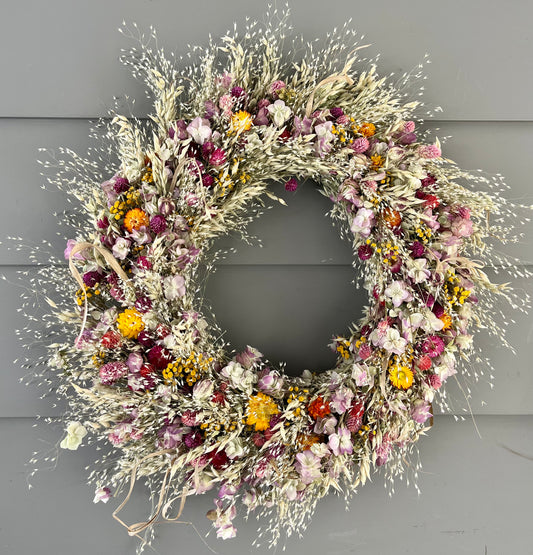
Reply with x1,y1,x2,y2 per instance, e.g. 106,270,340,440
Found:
68,241,131,344
112,449,186,538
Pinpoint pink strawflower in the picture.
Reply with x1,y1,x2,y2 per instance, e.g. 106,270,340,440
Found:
403,121,415,133
428,374,443,389
285,178,298,191
351,137,370,154
416,355,432,372
181,410,198,426
336,115,350,126
219,94,235,117
418,144,442,159
422,335,445,358
457,206,471,219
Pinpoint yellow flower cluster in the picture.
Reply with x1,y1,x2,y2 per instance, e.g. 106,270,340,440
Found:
444,275,471,306
75,284,101,306
141,167,154,183
162,352,213,387
336,339,351,360
287,386,310,417
245,392,279,431
415,224,433,243
109,187,141,221
116,308,145,339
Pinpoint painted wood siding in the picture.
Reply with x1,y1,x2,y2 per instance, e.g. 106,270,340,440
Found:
1,1,532,553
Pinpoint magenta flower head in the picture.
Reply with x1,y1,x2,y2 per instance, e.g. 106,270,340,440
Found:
269,80,286,98
285,177,298,192
150,214,167,234
113,176,130,194
210,148,227,167
358,244,373,261
99,362,128,385
330,107,344,118
422,335,445,358
230,86,246,99
418,144,442,159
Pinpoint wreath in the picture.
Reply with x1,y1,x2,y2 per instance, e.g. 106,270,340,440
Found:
27,12,529,550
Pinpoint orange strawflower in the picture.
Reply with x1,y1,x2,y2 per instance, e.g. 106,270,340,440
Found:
246,392,279,431
382,207,402,228
371,154,384,169
124,208,150,232
230,110,253,134
440,312,453,330
307,396,331,420
358,122,376,137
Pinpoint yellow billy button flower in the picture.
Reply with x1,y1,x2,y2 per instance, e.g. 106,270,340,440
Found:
389,365,414,390
116,308,145,339
245,392,279,431
230,110,253,134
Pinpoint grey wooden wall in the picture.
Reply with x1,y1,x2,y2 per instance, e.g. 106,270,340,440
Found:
1,1,532,554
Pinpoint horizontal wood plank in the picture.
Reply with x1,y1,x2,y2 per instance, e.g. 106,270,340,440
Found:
1,415,532,553
1,265,531,417
0,119,531,266
1,1,533,119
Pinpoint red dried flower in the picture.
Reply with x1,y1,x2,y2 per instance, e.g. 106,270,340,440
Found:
101,330,122,349
307,396,331,420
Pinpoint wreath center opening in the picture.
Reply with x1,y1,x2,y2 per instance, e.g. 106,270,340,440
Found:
204,180,364,376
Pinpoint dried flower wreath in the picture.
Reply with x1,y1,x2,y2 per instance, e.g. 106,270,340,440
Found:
22,10,531,551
